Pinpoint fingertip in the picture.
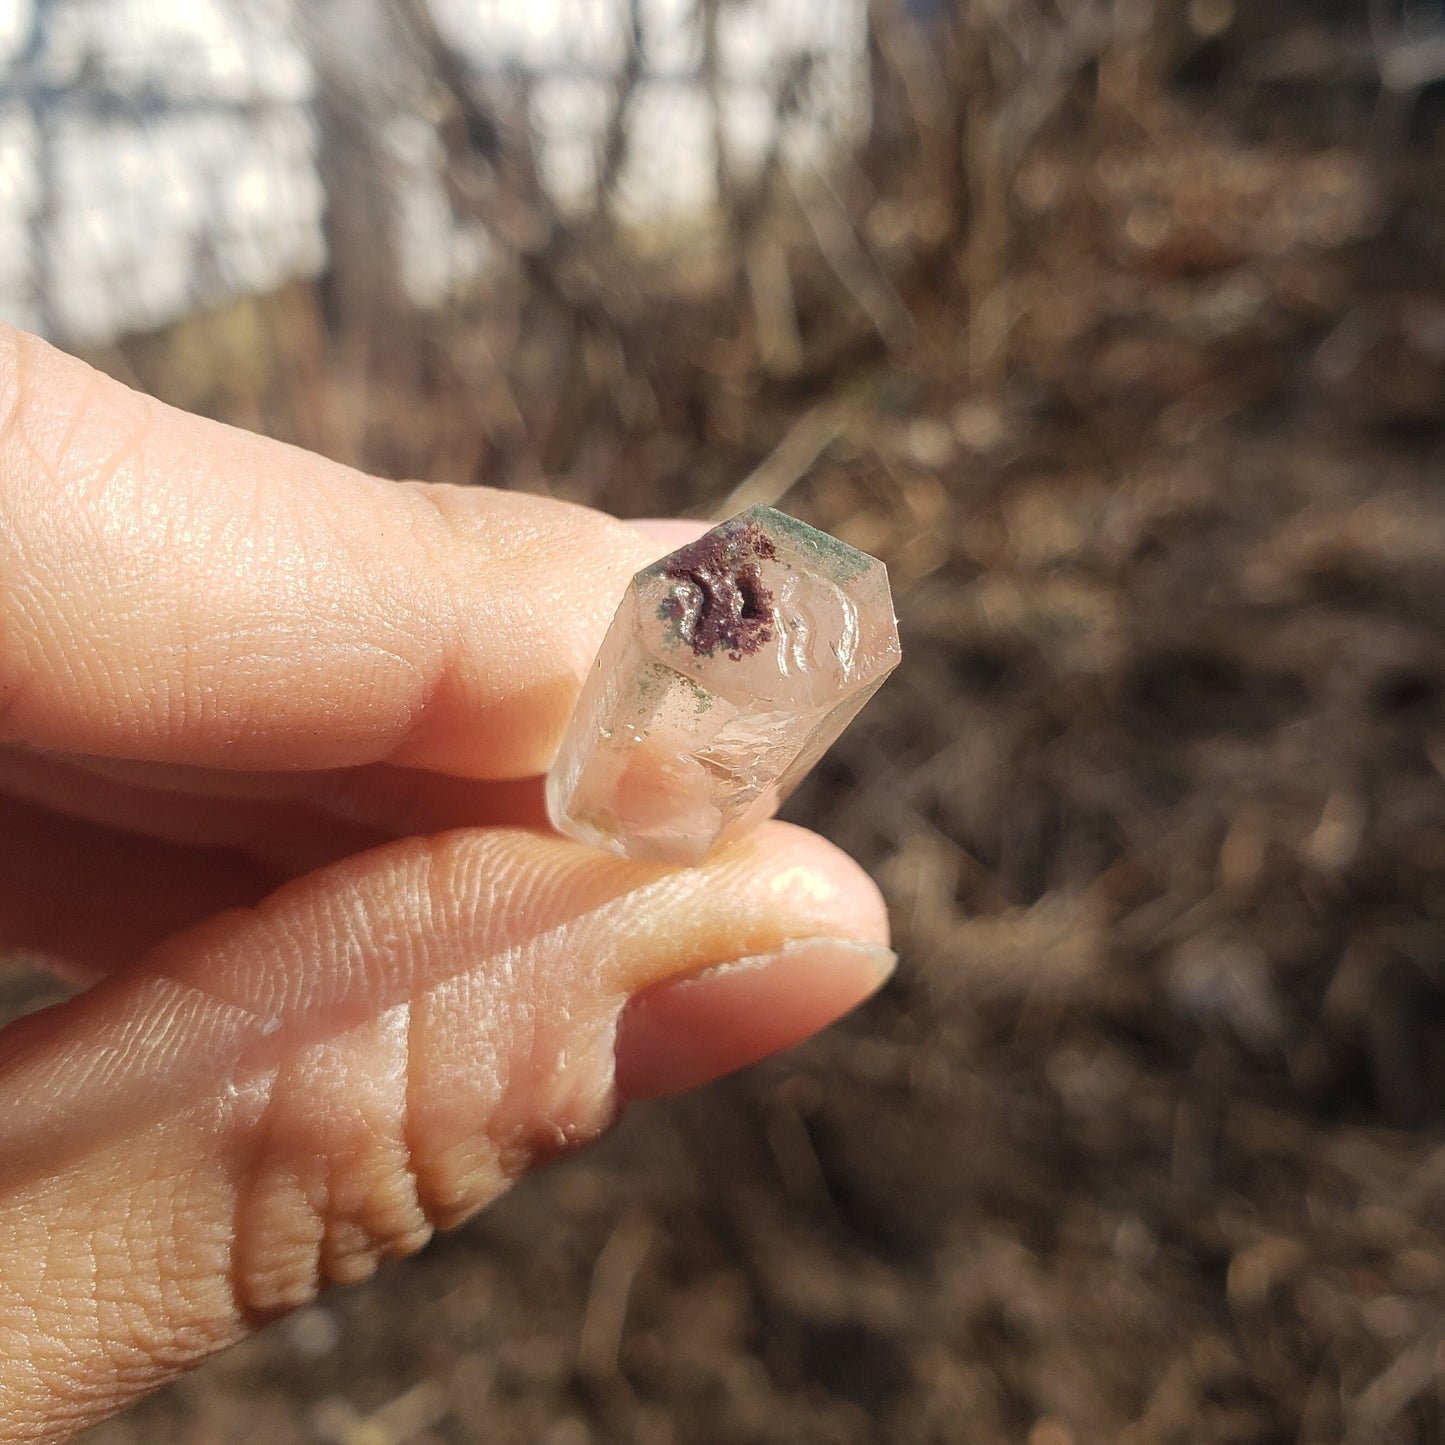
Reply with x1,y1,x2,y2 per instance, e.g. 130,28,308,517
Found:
611,822,894,1100
699,820,893,951
614,935,896,1102
625,517,712,560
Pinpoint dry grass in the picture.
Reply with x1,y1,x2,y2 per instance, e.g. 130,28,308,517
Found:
15,1,1445,1440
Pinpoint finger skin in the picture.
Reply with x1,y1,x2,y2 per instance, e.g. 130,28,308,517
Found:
0,745,548,860
628,518,711,550
0,823,887,1441
0,794,281,979
0,749,393,883
615,936,896,1100
0,325,666,777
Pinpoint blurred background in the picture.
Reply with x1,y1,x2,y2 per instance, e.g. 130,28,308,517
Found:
3,0,1445,1440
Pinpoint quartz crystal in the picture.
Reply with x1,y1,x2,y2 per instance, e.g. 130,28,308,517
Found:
546,505,901,864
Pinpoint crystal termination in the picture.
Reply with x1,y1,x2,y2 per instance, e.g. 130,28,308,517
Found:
546,505,901,865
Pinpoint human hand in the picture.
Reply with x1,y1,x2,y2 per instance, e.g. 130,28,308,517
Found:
0,325,892,1441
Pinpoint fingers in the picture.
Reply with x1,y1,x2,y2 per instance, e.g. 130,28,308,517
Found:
0,748,392,869
0,746,530,899
627,518,712,550
0,823,890,1440
0,325,672,777
0,795,282,981
0,745,549,857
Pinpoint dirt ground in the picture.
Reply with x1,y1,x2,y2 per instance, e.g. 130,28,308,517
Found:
5,2,1445,1441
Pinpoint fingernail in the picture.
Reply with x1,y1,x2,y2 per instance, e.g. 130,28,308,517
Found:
613,937,897,1103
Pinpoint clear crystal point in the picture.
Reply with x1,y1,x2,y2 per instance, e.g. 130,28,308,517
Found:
546,506,901,864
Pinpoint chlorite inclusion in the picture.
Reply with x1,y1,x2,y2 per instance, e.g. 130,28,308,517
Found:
546,505,901,864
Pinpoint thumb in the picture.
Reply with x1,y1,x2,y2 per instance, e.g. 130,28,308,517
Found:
0,824,890,1442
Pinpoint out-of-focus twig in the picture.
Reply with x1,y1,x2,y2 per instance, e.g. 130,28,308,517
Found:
958,0,1114,383
577,1210,654,1386
712,399,849,519
790,167,917,357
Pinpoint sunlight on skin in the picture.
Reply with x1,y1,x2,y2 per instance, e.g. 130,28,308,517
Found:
0,325,892,1441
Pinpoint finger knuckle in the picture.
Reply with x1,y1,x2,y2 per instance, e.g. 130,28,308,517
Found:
229,1027,435,1318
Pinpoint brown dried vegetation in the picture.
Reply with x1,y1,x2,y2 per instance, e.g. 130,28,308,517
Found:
17,0,1445,1440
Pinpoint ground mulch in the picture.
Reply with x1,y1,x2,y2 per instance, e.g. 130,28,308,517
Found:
3,7,1443,1441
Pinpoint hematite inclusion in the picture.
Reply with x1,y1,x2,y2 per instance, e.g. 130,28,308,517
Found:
546,505,901,864
659,518,777,659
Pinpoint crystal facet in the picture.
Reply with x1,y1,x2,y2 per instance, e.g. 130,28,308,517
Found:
546,505,901,864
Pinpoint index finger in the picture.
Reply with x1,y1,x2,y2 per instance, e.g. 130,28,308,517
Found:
0,324,667,777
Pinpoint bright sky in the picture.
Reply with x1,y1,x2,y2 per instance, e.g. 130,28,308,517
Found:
0,0,869,343
0,0,33,65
